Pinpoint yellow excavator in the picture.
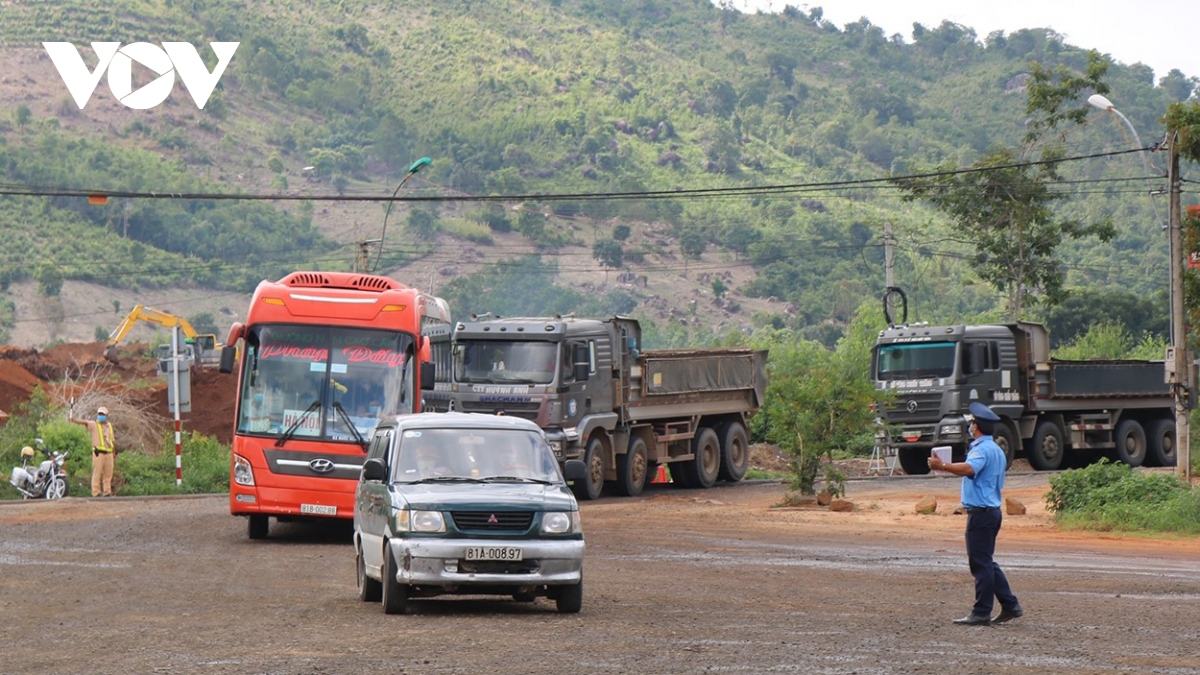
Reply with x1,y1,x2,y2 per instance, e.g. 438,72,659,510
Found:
104,305,220,365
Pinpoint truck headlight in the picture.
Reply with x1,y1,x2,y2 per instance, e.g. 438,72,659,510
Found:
233,454,255,486
940,424,963,437
541,511,581,534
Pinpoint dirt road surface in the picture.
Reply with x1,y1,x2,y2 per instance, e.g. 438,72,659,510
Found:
3,473,1199,675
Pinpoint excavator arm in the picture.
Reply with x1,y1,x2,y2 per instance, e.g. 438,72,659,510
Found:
105,305,218,363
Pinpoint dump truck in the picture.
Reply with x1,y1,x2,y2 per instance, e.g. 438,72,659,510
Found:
872,320,1183,474
440,316,767,499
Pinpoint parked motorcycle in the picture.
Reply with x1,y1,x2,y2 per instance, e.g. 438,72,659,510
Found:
9,438,69,500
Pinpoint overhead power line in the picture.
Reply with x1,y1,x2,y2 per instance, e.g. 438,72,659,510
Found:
0,147,1157,204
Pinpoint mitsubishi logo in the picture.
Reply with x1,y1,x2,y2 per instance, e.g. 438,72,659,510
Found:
906,400,919,413
309,458,335,473
487,514,499,523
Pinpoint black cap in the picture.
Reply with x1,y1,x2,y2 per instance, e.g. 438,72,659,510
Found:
968,401,1000,422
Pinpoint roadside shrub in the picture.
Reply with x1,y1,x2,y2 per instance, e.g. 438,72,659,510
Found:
117,431,230,496
1046,459,1199,534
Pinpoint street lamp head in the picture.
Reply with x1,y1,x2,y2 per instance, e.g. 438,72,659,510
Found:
1088,94,1115,112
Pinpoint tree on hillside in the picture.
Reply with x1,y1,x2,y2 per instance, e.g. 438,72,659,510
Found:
1165,100,1200,330
593,239,624,280
891,51,1116,321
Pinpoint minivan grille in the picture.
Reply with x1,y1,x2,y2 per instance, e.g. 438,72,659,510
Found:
451,511,534,531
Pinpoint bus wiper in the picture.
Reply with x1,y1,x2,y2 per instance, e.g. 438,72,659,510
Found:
274,400,321,448
331,401,368,449
409,476,485,484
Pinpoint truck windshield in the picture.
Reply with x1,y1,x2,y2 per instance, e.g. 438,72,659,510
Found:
236,325,415,441
876,342,956,380
453,341,557,385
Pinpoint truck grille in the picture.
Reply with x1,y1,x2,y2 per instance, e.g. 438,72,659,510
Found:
881,393,943,422
457,400,541,421
451,511,534,531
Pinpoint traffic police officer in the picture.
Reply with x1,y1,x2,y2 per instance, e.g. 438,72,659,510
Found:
928,401,1024,626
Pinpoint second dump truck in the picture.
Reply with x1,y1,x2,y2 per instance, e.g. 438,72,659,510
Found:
436,316,767,499
872,320,1181,474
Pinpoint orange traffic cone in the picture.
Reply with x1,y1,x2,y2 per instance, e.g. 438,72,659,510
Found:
651,464,670,484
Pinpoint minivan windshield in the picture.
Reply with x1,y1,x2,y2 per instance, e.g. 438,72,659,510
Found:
392,428,561,483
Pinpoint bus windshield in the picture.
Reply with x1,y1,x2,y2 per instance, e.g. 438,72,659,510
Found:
237,325,416,442
875,342,957,380
453,340,559,385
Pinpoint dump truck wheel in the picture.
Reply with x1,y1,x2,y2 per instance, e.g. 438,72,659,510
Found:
1028,421,1064,471
897,448,930,475
615,437,648,497
1114,419,1146,467
571,435,606,501
717,422,750,482
1147,418,1176,467
678,427,720,489
992,422,1017,470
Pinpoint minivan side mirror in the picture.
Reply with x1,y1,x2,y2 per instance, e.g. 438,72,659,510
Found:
562,459,587,482
362,457,388,482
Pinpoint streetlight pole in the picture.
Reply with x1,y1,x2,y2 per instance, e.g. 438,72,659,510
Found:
1088,95,1166,232
1089,95,1188,478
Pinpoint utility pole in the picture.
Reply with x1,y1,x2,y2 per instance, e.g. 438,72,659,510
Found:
1168,133,1191,479
355,238,380,273
884,222,894,289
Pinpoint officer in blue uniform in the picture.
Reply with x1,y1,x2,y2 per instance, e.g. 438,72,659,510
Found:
928,401,1024,626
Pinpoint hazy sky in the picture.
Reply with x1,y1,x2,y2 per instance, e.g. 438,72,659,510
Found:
725,1,1200,82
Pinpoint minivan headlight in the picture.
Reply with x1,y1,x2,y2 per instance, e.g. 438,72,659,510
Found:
400,509,444,530
541,511,581,534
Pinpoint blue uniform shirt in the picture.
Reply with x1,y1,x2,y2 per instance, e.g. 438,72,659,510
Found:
961,435,1005,508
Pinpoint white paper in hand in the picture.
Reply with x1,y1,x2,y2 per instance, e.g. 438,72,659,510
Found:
931,446,952,475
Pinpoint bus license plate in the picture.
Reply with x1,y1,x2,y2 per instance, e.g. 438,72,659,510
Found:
300,503,337,516
464,547,523,562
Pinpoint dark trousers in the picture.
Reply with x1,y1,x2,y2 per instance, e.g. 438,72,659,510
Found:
965,508,1019,616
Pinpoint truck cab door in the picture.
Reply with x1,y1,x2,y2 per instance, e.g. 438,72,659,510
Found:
961,340,1004,403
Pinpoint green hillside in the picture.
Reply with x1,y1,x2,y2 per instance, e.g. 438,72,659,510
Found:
0,0,1193,346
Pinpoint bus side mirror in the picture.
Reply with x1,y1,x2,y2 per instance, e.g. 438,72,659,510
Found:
218,346,237,374
362,458,387,482
420,361,435,390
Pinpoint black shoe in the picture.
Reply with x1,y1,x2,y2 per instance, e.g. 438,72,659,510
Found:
953,614,991,626
993,605,1024,624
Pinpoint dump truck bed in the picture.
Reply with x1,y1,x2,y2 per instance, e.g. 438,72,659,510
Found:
624,348,767,421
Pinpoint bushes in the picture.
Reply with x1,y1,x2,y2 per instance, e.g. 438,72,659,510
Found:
116,432,230,496
1045,459,1199,534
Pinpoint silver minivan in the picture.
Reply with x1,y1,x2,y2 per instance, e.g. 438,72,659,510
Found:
353,412,587,614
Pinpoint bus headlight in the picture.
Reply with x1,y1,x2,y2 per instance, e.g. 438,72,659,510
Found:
233,454,255,486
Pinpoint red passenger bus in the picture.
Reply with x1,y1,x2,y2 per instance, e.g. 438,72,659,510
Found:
219,271,451,539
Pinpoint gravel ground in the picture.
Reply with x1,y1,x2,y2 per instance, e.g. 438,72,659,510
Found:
2,474,1200,675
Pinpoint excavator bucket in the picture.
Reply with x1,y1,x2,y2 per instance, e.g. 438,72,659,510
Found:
104,345,120,364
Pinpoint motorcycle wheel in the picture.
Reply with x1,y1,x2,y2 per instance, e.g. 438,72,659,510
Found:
45,476,68,500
